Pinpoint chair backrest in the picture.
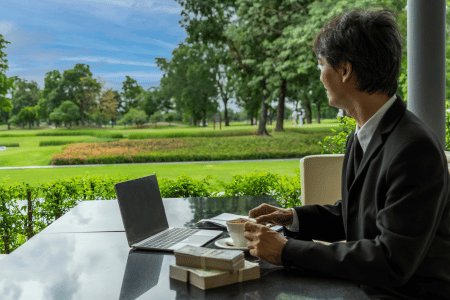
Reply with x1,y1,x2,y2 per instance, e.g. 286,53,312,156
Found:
300,151,450,207
300,154,345,206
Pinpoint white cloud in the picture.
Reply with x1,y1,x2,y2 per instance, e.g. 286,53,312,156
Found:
60,56,157,67
76,0,181,14
96,71,163,78
0,21,14,35
81,0,133,7
131,0,182,14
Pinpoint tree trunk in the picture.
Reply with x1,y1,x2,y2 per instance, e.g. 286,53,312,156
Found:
257,79,270,136
202,109,207,127
80,102,85,126
224,104,229,126
305,102,312,124
217,78,230,126
316,103,321,124
275,79,287,132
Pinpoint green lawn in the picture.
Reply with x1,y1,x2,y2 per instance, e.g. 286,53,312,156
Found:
0,120,338,184
0,160,300,186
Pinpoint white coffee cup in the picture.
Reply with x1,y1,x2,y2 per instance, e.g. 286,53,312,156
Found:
226,218,256,247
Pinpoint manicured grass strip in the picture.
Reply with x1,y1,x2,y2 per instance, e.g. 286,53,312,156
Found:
0,160,300,186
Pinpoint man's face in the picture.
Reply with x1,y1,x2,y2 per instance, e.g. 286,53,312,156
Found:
317,56,351,110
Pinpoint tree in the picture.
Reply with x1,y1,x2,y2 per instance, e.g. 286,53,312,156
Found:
9,77,41,116
118,108,148,126
225,16,271,135
78,77,101,125
94,89,120,127
17,106,37,129
43,70,65,116
282,0,406,123
140,87,170,120
121,76,144,113
49,101,80,127
35,98,49,125
177,0,239,127
156,43,219,126
47,64,99,125
0,34,14,113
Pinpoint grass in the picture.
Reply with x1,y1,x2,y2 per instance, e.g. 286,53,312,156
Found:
0,135,116,167
0,121,338,167
0,160,300,186
0,120,339,184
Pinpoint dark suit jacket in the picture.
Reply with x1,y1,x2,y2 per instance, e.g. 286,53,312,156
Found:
281,96,450,299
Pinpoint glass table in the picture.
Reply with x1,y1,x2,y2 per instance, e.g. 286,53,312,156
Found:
0,197,369,300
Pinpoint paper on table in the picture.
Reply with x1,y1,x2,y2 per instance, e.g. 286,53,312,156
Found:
197,213,283,232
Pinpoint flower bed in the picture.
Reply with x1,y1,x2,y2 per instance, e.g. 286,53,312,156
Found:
51,134,326,165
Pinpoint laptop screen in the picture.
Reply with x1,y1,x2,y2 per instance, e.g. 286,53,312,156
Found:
115,175,169,245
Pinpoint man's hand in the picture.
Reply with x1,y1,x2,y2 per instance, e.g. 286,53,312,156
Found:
244,222,288,265
248,203,294,226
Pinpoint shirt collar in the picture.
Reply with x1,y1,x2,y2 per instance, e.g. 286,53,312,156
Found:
355,94,397,153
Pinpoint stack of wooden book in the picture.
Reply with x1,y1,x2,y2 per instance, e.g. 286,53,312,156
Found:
170,245,260,290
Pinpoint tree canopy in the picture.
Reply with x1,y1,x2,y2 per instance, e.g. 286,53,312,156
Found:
0,34,14,113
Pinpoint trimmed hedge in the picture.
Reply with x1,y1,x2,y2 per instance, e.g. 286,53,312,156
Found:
0,143,19,147
35,130,124,139
128,129,256,139
39,141,74,146
0,170,301,254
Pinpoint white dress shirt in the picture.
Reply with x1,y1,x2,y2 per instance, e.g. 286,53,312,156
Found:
287,94,397,232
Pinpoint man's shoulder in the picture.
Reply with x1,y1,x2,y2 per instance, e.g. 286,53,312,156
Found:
384,110,445,163
391,110,440,145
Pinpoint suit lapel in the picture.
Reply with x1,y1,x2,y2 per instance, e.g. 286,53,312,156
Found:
348,95,407,192
345,132,356,191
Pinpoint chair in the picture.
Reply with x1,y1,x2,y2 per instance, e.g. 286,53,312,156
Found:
300,154,345,206
300,151,450,207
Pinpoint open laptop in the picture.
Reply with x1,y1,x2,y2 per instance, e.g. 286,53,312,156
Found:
115,175,223,252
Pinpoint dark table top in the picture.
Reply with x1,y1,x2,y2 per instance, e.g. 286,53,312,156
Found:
0,197,370,300
40,196,281,233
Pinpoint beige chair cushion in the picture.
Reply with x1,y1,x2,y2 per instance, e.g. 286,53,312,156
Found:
300,154,345,206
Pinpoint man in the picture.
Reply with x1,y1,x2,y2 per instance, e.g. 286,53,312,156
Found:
299,108,304,126
244,8,450,299
292,110,298,126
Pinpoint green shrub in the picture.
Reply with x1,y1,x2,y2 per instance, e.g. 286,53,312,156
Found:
127,129,256,139
0,169,302,253
39,141,73,146
93,132,123,139
215,169,301,208
319,117,356,154
35,130,123,138
159,173,214,198
0,143,19,147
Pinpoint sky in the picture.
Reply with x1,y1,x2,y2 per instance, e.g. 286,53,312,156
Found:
0,0,187,92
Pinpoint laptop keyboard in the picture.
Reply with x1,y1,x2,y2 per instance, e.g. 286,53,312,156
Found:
139,228,200,249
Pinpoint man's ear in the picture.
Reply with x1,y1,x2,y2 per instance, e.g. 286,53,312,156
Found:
340,62,353,83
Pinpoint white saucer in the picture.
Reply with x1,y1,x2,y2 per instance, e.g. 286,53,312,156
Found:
215,237,248,251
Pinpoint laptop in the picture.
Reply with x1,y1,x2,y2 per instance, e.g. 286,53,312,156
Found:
115,175,223,252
